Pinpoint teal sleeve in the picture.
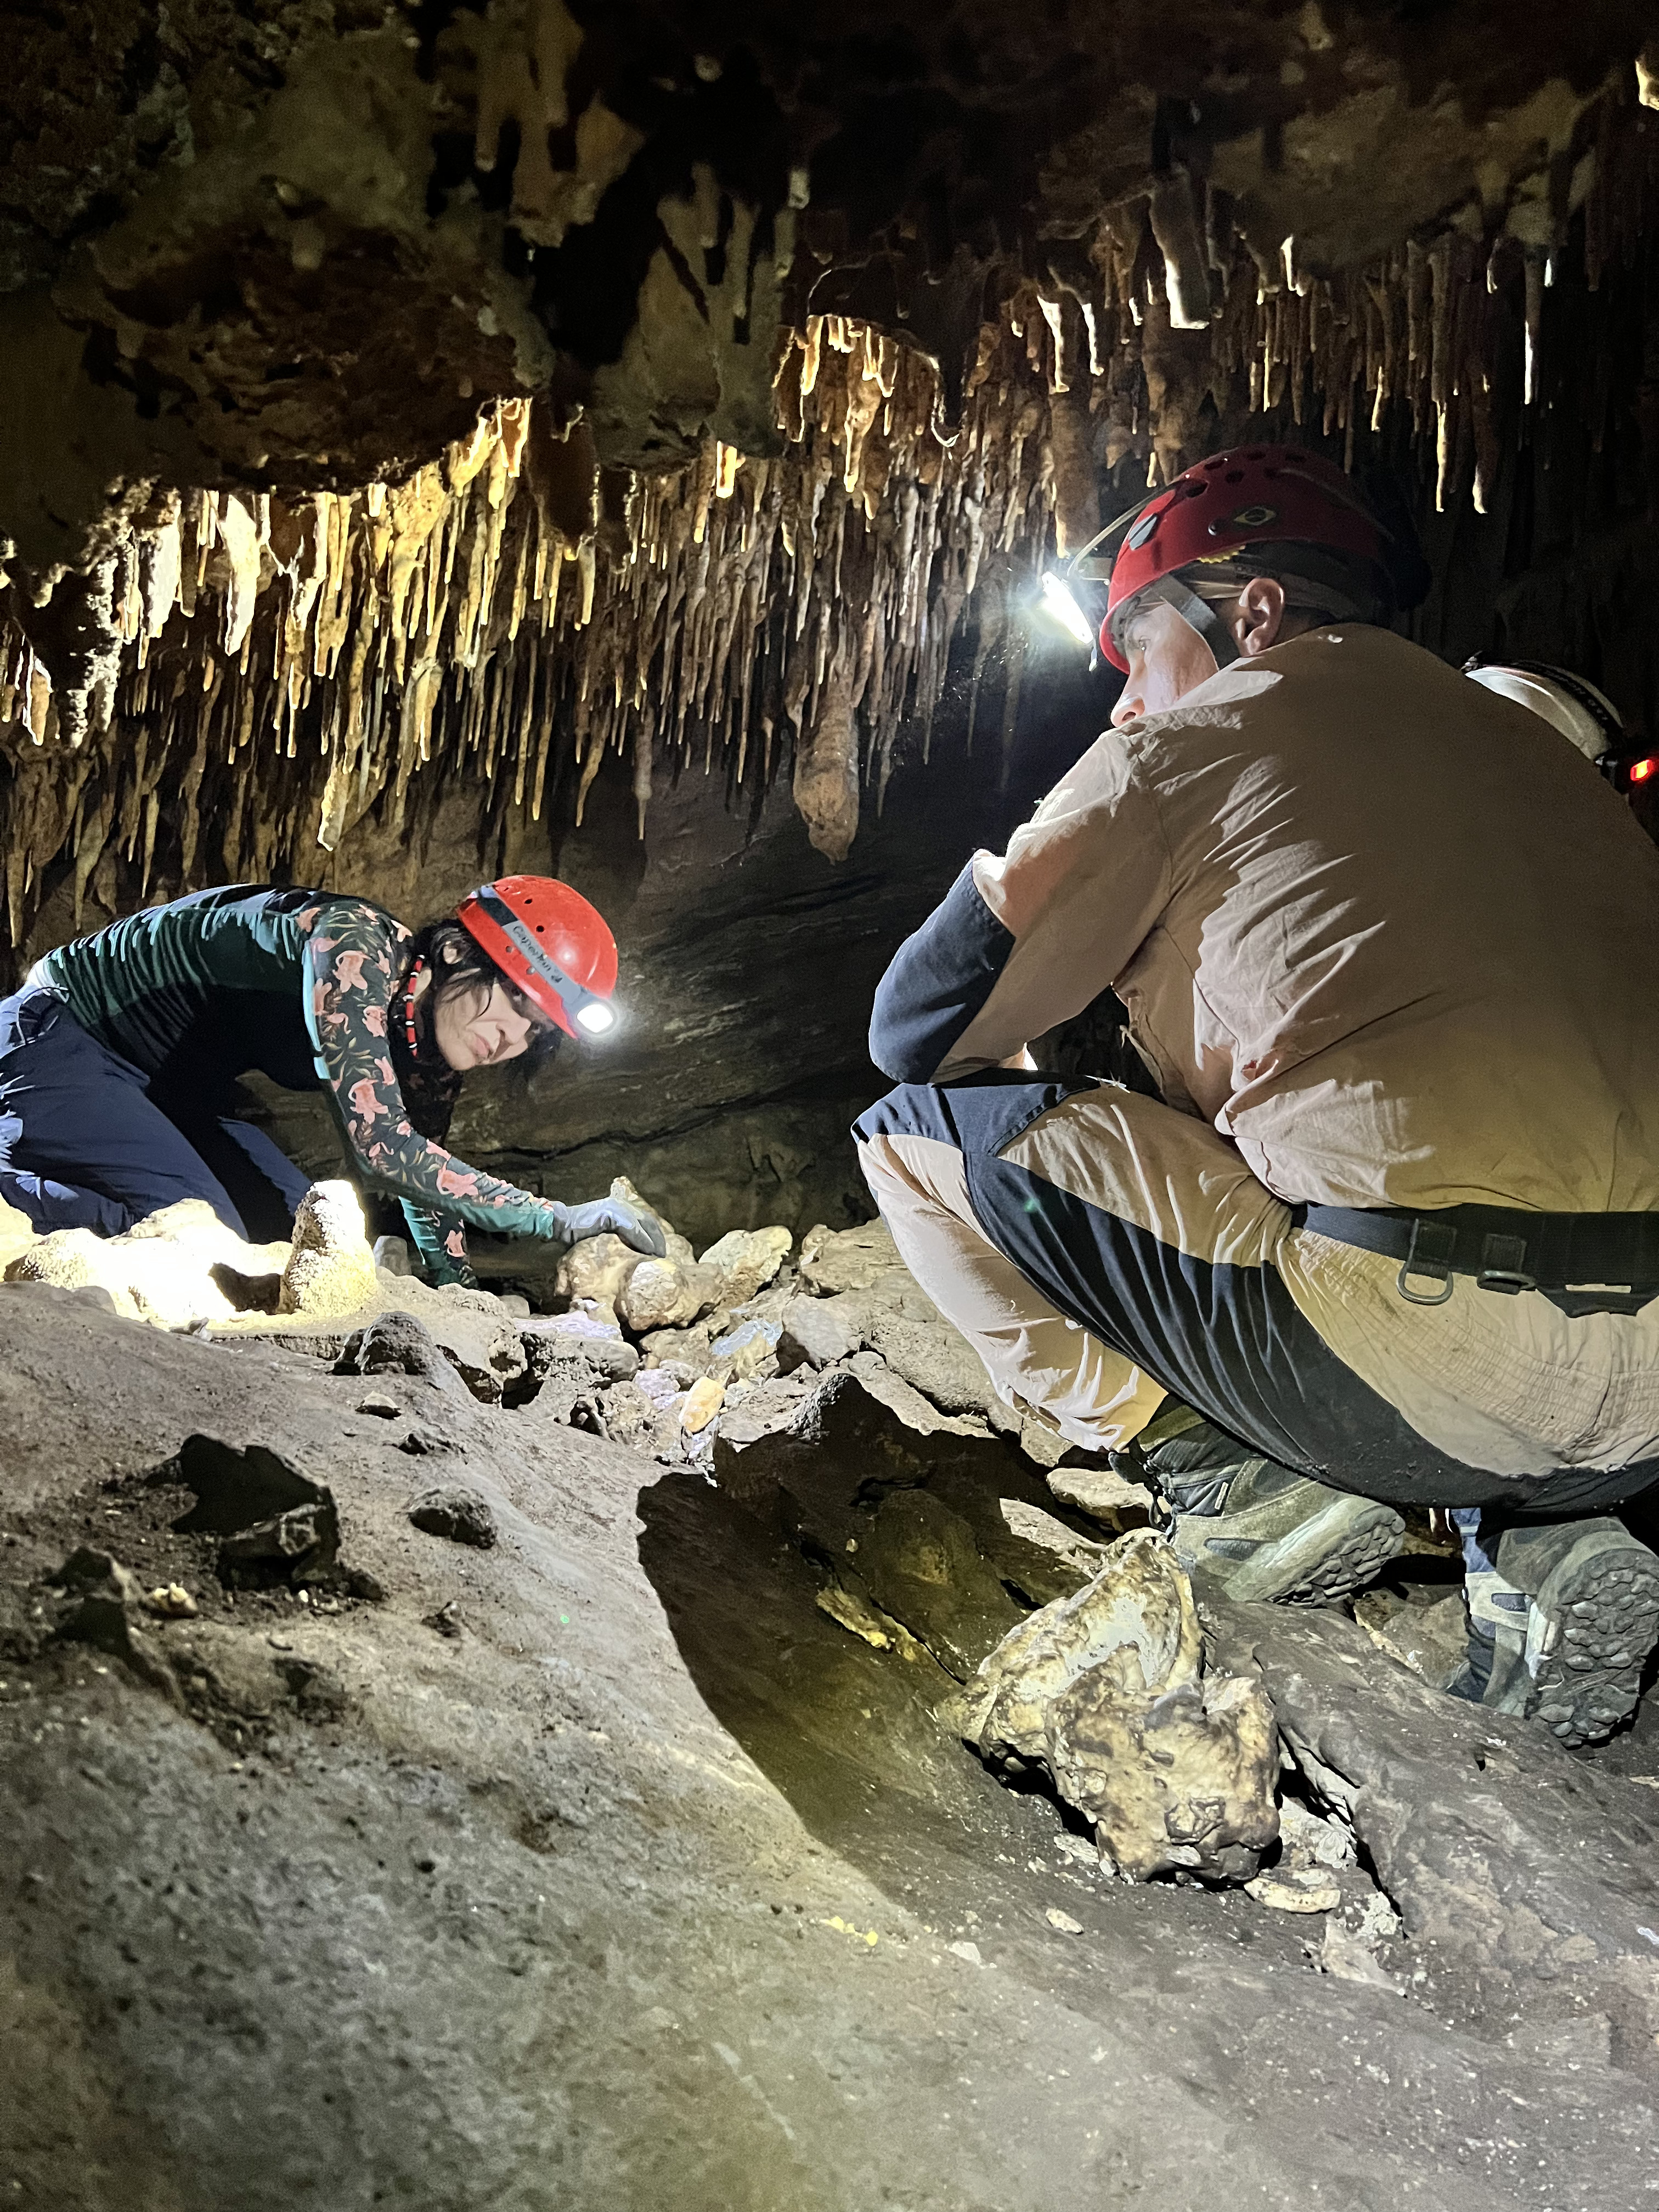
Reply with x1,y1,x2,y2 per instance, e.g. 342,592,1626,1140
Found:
402,1201,476,1288
300,900,567,1243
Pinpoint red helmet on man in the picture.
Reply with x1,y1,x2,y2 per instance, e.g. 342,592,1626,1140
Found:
455,876,619,1038
1077,444,1424,674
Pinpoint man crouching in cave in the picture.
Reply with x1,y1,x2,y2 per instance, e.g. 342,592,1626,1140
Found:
0,874,664,1288
857,442,1659,1751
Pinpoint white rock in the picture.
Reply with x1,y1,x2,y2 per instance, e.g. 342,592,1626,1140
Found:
7,1198,289,1330
280,1181,379,1318
698,1226,791,1306
555,1232,643,1319
618,1256,712,1333
960,1530,1279,1886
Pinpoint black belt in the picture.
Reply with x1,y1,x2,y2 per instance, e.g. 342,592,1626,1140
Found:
1295,1203,1659,1316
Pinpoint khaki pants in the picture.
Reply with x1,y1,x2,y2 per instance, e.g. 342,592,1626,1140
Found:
855,1075,1659,1514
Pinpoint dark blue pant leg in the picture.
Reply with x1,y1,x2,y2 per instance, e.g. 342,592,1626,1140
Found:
0,989,249,1238
172,1114,311,1242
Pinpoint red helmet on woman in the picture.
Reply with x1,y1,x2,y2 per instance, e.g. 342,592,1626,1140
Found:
455,876,619,1038
1082,444,1412,673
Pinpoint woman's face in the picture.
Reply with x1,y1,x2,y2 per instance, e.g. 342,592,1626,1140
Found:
428,970,535,1073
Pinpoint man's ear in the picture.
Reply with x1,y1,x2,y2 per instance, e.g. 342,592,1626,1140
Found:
1234,576,1288,657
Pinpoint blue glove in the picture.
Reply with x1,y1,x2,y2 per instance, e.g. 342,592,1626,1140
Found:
549,1198,667,1258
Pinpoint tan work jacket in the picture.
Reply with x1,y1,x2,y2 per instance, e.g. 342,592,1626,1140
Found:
949,624,1659,1474
958,623,1659,1214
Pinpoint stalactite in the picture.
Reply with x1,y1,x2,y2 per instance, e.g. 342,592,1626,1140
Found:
1,86,1655,956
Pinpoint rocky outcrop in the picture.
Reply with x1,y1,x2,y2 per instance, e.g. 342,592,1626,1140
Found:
4,1236,1659,2207
960,1531,1280,1884
5,1197,288,1328
1216,1600,1659,2023
279,1181,382,1319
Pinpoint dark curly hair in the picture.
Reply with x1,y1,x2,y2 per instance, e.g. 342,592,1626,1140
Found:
391,916,562,1143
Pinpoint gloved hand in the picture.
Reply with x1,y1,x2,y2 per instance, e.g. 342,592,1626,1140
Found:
547,1197,667,1258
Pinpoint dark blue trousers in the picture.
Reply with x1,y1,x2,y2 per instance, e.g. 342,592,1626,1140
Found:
0,988,311,1244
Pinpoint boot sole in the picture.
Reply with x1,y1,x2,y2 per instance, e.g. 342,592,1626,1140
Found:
1525,1527,1659,1748
1195,1495,1406,1607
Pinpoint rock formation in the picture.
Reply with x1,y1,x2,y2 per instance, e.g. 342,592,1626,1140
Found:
959,1529,1281,1884
8,15,1659,2197
3,5,1659,965
2,1155,1658,2204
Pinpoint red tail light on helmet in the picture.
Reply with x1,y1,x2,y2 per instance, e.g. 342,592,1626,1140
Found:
455,876,619,1039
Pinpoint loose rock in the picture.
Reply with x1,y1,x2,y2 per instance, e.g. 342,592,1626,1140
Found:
776,1294,861,1373
1245,1870,1343,1914
708,1316,781,1381
219,1503,340,1588
1046,1460,1156,1533
698,1226,792,1306
339,1312,468,1399
681,1378,725,1435
143,1583,199,1619
523,1318,639,1384
408,1486,498,1549
798,1221,906,1296
960,1530,1280,1884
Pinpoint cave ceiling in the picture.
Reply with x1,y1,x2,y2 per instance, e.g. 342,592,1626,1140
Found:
2,0,1658,946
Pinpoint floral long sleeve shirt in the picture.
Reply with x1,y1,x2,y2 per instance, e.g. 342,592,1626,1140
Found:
35,883,563,1285
301,898,565,1281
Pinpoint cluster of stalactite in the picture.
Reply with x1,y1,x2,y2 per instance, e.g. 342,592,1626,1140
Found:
1,86,1654,955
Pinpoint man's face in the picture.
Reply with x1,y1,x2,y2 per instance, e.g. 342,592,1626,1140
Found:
1109,597,1229,727
1109,576,1297,729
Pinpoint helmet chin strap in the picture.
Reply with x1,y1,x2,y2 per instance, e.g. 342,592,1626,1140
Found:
1113,575,1242,671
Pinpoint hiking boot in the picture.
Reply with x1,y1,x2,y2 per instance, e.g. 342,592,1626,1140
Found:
1127,1408,1406,1606
1448,1510,1659,1747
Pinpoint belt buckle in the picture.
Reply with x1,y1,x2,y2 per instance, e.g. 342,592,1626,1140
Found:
1476,1231,1535,1297
1396,1217,1455,1306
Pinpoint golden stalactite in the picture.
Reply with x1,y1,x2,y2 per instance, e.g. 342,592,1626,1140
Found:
0,82,1655,952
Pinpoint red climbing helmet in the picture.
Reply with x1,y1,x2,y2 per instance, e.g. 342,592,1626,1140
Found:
455,876,619,1039
1083,444,1404,673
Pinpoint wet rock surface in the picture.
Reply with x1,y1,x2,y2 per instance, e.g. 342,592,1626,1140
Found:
2,1281,1658,2209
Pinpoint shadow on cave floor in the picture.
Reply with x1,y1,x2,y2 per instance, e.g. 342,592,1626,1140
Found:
635,1468,1315,2008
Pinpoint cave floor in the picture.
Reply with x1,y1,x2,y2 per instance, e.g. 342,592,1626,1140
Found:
2,1284,1656,2212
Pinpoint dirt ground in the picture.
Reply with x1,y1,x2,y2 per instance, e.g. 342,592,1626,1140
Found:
2,1280,1657,2211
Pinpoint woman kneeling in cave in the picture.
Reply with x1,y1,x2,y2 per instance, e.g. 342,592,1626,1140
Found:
0,876,665,1285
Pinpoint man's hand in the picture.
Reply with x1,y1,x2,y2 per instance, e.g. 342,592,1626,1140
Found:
548,1197,668,1257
